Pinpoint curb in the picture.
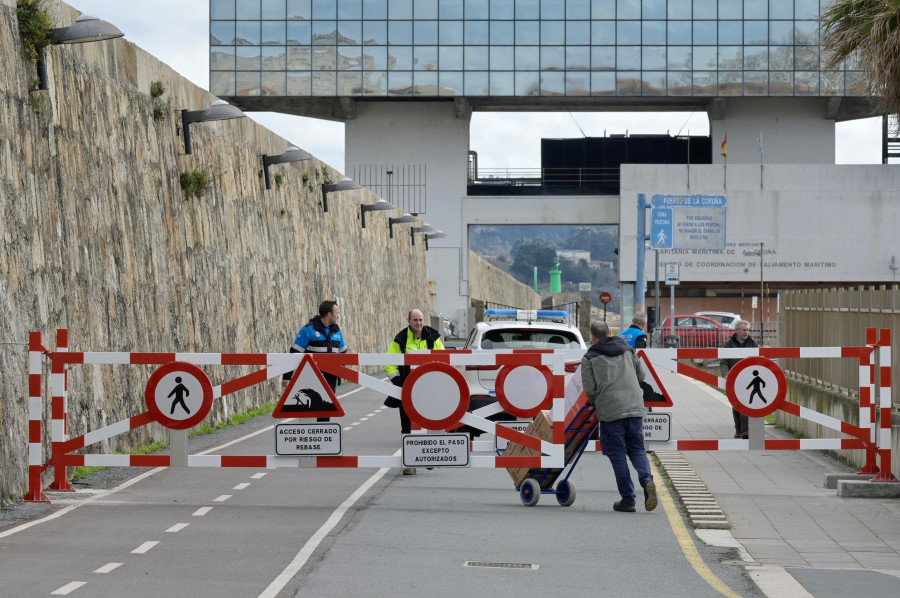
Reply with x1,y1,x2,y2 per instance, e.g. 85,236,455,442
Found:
655,450,730,530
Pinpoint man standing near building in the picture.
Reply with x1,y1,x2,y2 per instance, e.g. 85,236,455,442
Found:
283,300,347,422
720,319,758,439
385,308,444,476
582,320,657,512
618,311,648,348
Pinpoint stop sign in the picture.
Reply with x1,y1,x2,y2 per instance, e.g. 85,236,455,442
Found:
599,292,612,304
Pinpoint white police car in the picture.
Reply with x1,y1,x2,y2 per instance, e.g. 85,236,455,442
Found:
459,309,587,435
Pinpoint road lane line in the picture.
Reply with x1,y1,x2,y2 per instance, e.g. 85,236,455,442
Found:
193,507,213,516
233,483,251,490
94,563,122,573
51,581,86,595
131,541,158,554
165,523,190,532
258,452,399,598
213,495,231,502
651,460,742,598
251,473,267,479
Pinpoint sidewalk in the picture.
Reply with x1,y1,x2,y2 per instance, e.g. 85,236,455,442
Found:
656,368,900,598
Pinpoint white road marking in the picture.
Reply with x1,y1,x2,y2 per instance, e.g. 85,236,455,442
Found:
193,507,213,516
131,541,158,554
251,473,266,479
360,417,369,421
51,581,87,595
213,495,231,502
166,523,190,533
94,563,122,574
233,483,250,490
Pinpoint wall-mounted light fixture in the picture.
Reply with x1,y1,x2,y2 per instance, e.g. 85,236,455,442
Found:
360,198,395,228
37,15,124,89
321,177,362,213
424,231,447,250
180,100,245,155
410,223,435,245
261,146,312,190
388,213,419,238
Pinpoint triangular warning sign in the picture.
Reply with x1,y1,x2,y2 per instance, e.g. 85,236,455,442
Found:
637,350,674,408
273,354,345,418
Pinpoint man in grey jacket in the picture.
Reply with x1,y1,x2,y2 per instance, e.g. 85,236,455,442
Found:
582,321,657,512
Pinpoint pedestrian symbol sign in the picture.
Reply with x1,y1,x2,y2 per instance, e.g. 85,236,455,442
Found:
650,207,673,249
725,356,786,418
145,362,214,430
274,354,345,419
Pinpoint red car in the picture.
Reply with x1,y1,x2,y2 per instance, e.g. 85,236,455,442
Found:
657,315,732,348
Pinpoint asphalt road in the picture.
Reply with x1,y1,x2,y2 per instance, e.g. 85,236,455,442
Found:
0,383,762,597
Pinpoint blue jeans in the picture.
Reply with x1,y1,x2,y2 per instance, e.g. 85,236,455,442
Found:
600,417,653,505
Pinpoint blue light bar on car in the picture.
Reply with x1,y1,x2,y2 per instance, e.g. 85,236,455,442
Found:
484,309,570,323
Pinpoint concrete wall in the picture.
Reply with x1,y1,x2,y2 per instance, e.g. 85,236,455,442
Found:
468,252,540,311
0,1,435,503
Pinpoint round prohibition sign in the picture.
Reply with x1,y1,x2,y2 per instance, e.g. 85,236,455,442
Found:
495,364,554,418
401,362,470,430
725,356,786,418
145,361,214,430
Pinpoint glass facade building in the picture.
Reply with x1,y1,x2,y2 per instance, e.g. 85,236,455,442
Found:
209,0,864,100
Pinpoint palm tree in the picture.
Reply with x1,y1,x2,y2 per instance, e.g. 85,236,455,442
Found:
820,0,900,117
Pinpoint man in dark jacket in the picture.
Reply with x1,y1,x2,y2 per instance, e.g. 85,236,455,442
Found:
720,319,757,439
581,321,657,512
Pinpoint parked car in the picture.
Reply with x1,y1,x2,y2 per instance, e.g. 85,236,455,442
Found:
459,309,586,436
694,311,742,329
657,315,732,348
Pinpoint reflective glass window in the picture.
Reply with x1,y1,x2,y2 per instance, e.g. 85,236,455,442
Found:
541,71,564,94
567,21,590,45
236,21,260,45
311,46,335,69
692,71,716,94
541,46,565,69
667,21,691,44
262,0,286,19
337,21,361,44
667,46,691,70
642,71,666,94
516,0,540,19
542,0,565,17
416,0,438,19
744,71,767,94
642,46,666,70
439,46,463,69
567,71,590,94
490,71,515,95
287,21,311,45
693,21,716,44
667,0,690,19
718,71,741,95
389,20,412,44
795,0,819,19
769,71,793,95
795,46,818,70
692,0,715,18
769,46,793,70
363,0,388,19
717,0,740,19
415,71,438,94
337,71,361,94
744,0,766,19
390,0,412,18
465,71,489,95
236,71,261,94
668,71,691,95
287,0,311,19
617,46,640,69
491,46,515,69
465,21,489,44
414,20,438,43
617,0,640,19
795,21,818,45
312,21,337,44
592,46,615,68
339,0,362,18
210,46,236,69
338,45,362,69
567,0,591,19
517,21,540,44
440,21,463,44
769,21,793,44
288,46,311,68
465,46,489,70
592,0,615,18
491,0,514,19
516,71,541,95
414,46,438,70
439,71,463,95
210,71,236,96
743,46,767,70
312,0,336,19
262,22,286,45
363,46,388,69
211,22,235,45
591,71,615,95
212,0,236,20
491,21,514,44
364,20,386,44
642,0,666,19
718,46,741,69
718,21,741,44
387,71,412,94
390,46,413,69
643,21,665,44
693,45,716,68
516,46,540,69
820,71,844,95
542,21,565,45
466,0,489,18
440,0,464,19
592,21,615,45
236,46,261,69
566,46,590,69
618,21,640,44
617,72,641,94
768,0,791,19
236,0,260,19
744,21,767,44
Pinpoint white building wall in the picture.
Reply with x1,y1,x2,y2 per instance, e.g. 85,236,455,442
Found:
710,98,836,165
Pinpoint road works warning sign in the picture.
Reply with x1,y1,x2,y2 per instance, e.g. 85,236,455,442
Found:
402,434,470,468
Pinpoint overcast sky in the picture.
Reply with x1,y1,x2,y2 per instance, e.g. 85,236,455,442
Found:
70,1,882,173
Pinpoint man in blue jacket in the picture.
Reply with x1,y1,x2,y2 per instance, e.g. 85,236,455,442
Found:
618,311,648,348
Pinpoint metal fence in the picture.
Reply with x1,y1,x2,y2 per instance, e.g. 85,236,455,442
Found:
780,286,899,405
650,321,777,349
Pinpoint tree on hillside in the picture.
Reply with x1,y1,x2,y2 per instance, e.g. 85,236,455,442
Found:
820,0,900,118
563,226,618,260
510,241,558,282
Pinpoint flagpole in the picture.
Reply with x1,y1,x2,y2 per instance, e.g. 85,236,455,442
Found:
686,130,691,189
722,131,727,189
758,130,764,188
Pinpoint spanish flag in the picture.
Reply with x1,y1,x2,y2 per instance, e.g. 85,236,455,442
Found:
721,133,727,158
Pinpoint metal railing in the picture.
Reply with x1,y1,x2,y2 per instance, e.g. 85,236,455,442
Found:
468,167,620,188
650,322,777,349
